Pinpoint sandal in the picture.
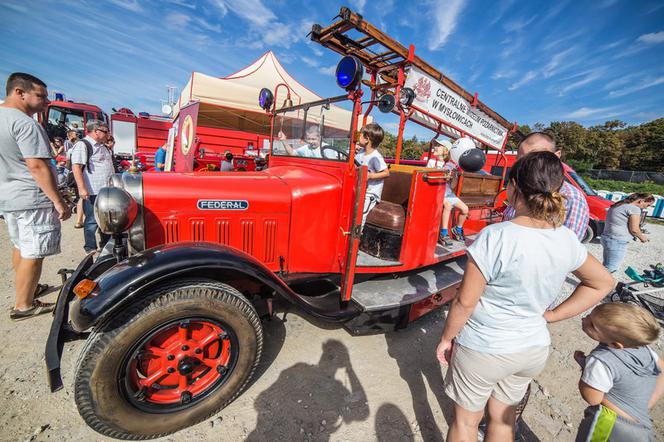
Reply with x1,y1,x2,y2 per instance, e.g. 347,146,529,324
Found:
74,223,84,229
34,283,49,299
10,300,55,321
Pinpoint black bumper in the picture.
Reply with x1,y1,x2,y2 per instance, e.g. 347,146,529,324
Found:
45,253,94,392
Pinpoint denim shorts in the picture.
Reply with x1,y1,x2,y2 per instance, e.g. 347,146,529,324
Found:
2,207,61,259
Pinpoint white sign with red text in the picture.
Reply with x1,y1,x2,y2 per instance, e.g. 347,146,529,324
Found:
404,67,509,150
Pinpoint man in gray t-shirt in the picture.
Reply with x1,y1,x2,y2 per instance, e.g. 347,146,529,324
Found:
0,73,71,321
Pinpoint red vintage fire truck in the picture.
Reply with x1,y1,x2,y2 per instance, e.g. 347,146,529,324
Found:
45,8,518,439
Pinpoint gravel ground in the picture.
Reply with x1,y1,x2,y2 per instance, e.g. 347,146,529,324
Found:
0,218,663,442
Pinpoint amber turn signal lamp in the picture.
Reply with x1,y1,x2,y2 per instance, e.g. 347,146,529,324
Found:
73,279,98,299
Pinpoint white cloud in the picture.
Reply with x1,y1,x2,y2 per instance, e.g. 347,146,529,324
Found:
349,0,367,13
107,0,143,13
558,70,603,95
208,0,229,16
428,0,467,50
598,40,624,51
637,31,664,44
319,65,337,76
508,71,537,91
166,12,191,27
543,47,575,78
490,0,515,25
491,69,517,80
597,0,619,7
503,14,538,33
563,106,619,119
220,0,276,26
542,0,571,21
301,57,319,68
609,76,664,97
166,0,196,8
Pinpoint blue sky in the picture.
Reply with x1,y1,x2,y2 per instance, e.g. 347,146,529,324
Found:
1,0,663,138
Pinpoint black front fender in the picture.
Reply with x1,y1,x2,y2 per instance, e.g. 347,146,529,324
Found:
70,242,355,331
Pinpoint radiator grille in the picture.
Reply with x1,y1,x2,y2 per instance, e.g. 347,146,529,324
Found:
191,219,205,241
164,220,179,243
241,220,254,255
216,219,230,245
264,219,277,263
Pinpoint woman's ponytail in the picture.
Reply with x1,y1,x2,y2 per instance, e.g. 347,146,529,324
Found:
526,190,566,227
508,151,566,227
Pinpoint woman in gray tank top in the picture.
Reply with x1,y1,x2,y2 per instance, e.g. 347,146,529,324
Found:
601,193,655,273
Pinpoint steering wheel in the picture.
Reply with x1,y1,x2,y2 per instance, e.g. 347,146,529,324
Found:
321,145,361,166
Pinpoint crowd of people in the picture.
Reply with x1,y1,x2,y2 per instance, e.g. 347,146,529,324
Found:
1,72,662,441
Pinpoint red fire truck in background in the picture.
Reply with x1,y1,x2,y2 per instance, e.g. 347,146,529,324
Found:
482,152,611,243
110,108,266,172
36,93,107,141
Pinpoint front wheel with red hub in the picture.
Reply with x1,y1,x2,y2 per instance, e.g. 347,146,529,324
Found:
73,279,263,440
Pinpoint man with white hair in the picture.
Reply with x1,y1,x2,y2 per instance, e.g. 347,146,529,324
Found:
71,120,115,252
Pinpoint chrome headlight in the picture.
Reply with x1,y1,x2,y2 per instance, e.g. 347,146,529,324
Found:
94,187,138,235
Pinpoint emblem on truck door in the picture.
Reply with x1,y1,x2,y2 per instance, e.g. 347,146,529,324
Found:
197,200,249,210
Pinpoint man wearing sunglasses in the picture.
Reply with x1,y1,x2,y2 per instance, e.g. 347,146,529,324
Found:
71,120,115,253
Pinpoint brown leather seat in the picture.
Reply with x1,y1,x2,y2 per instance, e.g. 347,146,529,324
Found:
365,201,405,232
365,171,411,233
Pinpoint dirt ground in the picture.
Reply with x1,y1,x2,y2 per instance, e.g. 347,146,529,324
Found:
1,218,663,442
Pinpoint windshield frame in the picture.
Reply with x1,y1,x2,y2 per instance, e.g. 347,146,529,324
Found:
270,94,355,163
567,171,597,196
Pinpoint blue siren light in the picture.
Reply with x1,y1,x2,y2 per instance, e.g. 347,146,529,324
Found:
336,56,363,90
258,88,274,111
54,92,64,101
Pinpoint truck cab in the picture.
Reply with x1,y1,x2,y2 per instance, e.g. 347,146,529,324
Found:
37,98,107,141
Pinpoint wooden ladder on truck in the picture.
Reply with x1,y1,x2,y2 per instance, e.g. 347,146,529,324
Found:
310,7,520,162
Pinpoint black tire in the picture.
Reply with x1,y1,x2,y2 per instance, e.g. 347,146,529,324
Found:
74,278,263,440
581,224,595,243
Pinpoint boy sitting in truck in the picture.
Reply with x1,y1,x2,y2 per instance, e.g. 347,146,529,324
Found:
355,123,389,226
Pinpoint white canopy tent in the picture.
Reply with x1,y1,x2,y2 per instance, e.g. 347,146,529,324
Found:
172,51,356,136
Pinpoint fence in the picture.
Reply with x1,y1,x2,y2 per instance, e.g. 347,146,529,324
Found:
588,169,664,184
596,191,664,219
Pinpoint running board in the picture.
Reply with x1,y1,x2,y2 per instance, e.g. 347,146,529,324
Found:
344,256,467,335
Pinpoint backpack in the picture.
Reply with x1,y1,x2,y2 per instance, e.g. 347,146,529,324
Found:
68,139,94,171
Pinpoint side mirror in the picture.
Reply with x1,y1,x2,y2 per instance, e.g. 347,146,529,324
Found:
258,88,274,111
377,94,396,113
399,87,416,107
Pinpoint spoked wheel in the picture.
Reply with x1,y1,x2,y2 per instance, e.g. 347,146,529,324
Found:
74,279,263,440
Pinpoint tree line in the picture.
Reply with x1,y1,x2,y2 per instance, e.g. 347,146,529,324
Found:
378,118,664,172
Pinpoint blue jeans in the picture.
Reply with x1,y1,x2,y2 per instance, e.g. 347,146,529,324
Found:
83,195,109,252
601,235,629,273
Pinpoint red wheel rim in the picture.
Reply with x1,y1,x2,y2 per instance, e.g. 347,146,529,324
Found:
126,319,234,406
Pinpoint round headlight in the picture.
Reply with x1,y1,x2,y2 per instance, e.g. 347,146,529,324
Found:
94,186,139,235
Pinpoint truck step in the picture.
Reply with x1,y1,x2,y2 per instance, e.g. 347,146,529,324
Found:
351,256,467,312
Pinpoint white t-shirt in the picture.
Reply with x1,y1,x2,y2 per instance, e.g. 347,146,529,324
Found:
582,347,659,392
426,158,456,197
293,142,335,159
356,149,388,199
457,221,588,354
